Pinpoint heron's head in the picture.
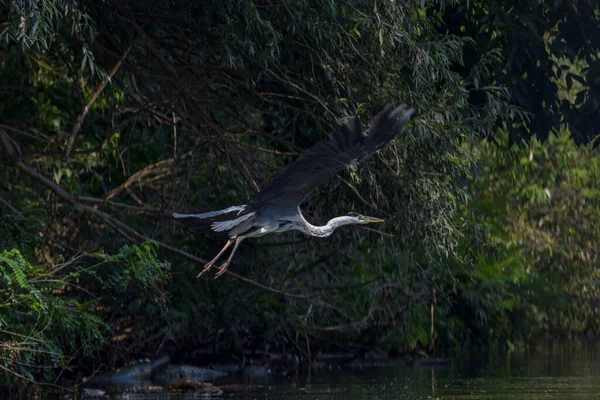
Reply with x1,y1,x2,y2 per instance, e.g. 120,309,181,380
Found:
345,212,384,224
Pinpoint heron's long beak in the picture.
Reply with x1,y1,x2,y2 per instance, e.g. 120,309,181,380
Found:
363,216,384,224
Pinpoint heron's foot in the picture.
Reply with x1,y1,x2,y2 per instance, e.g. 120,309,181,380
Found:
214,261,231,279
197,262,214,278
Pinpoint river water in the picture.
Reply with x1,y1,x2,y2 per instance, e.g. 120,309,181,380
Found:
58,340,600,399
218,340,600,400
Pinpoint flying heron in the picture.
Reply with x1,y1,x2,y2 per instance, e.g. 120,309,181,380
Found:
173,104,415,278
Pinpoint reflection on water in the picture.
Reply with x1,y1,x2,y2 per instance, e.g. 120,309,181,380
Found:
57,340,600,399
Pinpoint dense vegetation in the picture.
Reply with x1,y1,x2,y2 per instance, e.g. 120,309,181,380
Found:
0,0,599,390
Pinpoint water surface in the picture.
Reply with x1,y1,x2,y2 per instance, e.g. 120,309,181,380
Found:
83,340,600,399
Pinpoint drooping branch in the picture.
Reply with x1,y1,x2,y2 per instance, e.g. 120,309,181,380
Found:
62,41,134,166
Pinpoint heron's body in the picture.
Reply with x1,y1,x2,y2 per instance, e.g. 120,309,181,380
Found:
173,104,415,277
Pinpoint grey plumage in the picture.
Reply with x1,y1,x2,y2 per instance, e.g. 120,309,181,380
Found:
211,211,256,232
172,206,248,233
172,205,246,220
173,104,415,278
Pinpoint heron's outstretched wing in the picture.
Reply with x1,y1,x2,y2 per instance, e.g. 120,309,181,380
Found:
245,104,415,212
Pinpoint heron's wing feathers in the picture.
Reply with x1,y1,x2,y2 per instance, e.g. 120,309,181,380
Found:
173,205,246,220
172,206,249,233
246,104,414,211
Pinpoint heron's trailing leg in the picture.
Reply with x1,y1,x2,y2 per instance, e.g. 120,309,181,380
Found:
214,229,266,278
197,238,234,278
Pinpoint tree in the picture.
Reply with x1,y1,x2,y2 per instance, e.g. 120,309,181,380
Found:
442,0,600,144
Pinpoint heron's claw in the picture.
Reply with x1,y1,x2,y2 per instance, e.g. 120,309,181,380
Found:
214,261,231,279
197,262,214,278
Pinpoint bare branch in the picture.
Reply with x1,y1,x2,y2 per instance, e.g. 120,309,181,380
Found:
104,152,191,200
62,41,134,166
0,195,21,215
77,196,163,213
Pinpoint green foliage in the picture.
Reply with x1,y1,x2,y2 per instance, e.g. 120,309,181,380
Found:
0,0,101,80
472,129,600,337
0,249,105,385
442,0,600,144
0,242,169,386
98,241,169,289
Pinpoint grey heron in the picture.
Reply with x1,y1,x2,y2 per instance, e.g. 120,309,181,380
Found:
173,104,415,278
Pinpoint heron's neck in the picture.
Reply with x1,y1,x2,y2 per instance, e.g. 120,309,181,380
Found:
304,216,358,238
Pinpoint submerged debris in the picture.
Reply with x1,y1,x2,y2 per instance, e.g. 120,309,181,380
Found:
167,379,222,394
80,357,230,395
83,356,170,386
153,365,228,386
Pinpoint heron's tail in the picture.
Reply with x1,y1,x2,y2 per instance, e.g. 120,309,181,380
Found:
172,205,248,233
